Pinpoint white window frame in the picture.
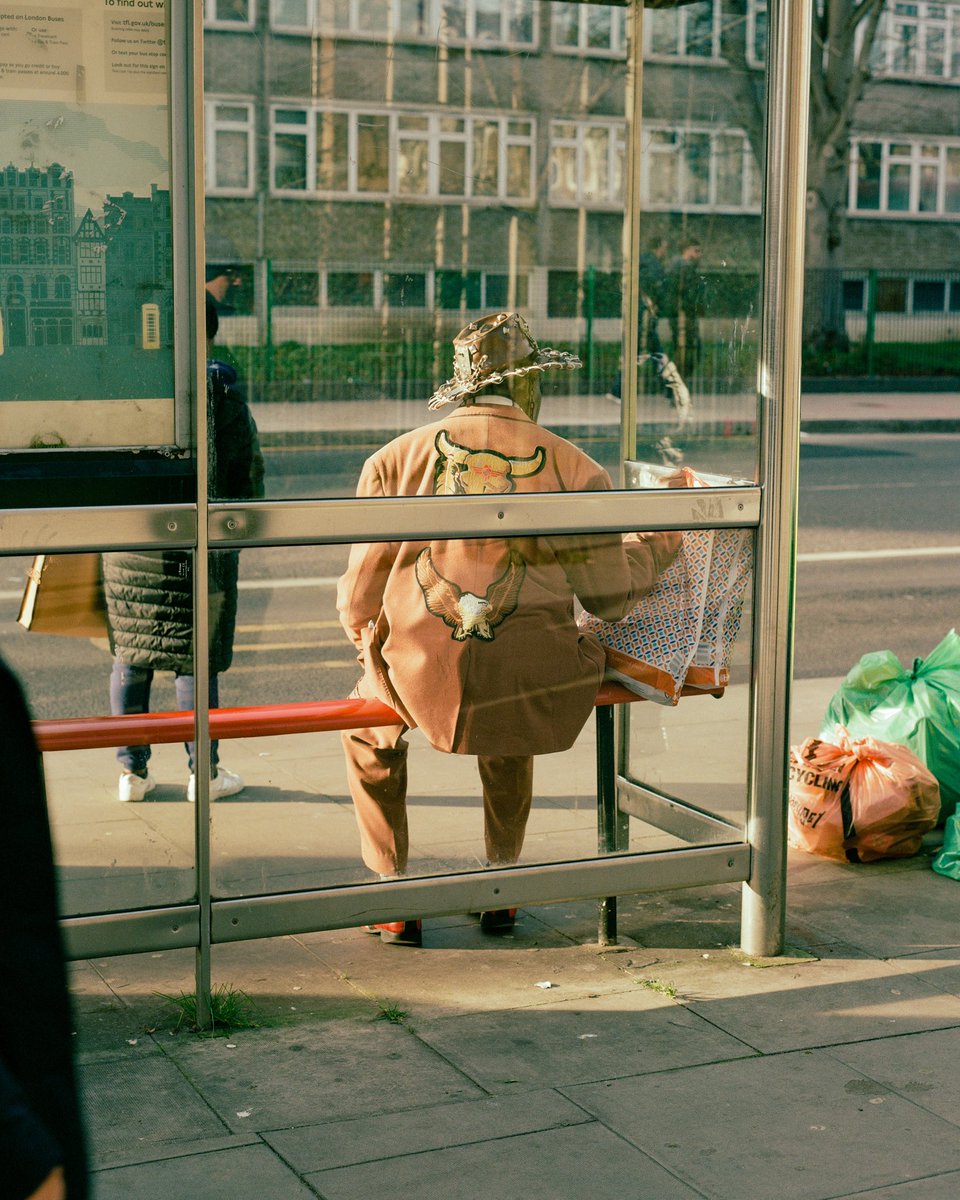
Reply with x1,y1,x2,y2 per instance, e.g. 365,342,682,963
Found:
747,0,768,69
270,103,536,203
641,123,761,213
550,3,627,59
270,0,312,32
849,136,960,218
548,120,625,207
870,1,960,83
274,0,538,49
644,0,723,63
204,0,257,28
205,98,256,196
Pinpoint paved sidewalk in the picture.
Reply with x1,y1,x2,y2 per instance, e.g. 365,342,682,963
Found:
66,675,960,1200
249,388,960,442
57,383,960,1197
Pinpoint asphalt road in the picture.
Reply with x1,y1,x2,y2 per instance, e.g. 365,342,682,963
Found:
1,432,956,717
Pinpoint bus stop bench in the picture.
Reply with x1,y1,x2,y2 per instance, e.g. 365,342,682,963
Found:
33,683,723,944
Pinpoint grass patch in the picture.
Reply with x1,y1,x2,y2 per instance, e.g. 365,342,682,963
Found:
635,977,678,999
376,1003,410,1025
155,985,262,1036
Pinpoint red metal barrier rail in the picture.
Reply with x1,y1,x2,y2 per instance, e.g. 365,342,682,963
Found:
31,683,722,753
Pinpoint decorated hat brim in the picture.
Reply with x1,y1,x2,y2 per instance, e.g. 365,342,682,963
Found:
427,348,581,410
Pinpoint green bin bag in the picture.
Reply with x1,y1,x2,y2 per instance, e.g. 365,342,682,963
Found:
821,629,960,824
932,814,960,881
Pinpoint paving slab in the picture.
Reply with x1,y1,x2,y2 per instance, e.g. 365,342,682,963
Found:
829,1173,960,1198
297,920,648,1020
413,989,755,1092
262,1089,591,1172
306,1120,705,1200
784,858,960,959
895,948,960,1001
826,1027,960,1128
92,1143,318,1200
565,1049,960,1200
624,942,960,1054
80,1052,230,1165
161,1019,484,1131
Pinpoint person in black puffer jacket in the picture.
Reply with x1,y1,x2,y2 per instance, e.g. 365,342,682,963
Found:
102,299,264,803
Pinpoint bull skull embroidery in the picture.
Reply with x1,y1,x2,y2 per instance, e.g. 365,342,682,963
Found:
415,547,525,641
433,430,545,495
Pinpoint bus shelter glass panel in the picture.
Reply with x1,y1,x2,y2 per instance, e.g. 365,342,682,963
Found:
202,0,764,502
1,546,199,917
0,2,188,511
208,535,752,898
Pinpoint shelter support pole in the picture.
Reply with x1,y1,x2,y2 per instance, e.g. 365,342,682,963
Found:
741,0,812,956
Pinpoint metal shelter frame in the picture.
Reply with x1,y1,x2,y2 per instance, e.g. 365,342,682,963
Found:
0,1,811,1020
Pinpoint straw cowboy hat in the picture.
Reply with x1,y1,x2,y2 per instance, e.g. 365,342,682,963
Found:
427,311,581,410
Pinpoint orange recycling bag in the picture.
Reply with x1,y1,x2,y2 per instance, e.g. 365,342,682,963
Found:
788,729,940,863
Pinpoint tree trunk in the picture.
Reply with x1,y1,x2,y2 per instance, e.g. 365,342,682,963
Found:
803,143,851,352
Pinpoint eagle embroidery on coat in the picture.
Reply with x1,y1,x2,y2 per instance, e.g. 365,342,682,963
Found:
433,430,545,495
415,547,525,641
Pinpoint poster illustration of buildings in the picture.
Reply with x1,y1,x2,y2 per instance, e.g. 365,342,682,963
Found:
0,2,177,450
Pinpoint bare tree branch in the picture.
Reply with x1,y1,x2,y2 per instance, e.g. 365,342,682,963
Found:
822,0,884,155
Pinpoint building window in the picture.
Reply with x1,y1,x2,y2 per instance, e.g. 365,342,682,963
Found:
17,237,31,263
274,0,536,47
31,276,48,300
877,277,907,312
548,121,759,211
327,271,375,306
551,3,626,57
436,269,482,309
549,121,624,206
272,269,319,306
912,278,946,311
383,271,427,307
747,0,767,67
645,125,760,211
0,237,10,263
871,1,960,82
204,0,256,27
645,0,722,61
843,278,865,311
206,100,255,194
272,105,534,202
54,274,71,300
484,272,528,308
851,138,960,216
273,108,309,190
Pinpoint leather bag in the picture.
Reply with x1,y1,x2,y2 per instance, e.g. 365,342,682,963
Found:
17,553,109,638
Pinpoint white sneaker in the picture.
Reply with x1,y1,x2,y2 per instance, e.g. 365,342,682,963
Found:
118,772,156,802
187,767,244,803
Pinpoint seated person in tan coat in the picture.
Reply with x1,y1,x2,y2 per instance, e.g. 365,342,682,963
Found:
337,312,680,945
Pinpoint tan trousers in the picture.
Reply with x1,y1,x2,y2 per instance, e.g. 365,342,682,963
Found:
341,721,534,876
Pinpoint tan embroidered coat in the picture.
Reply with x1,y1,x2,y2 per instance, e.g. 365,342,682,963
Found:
337,403,679,757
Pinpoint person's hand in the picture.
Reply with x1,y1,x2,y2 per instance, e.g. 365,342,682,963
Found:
26,1167,66,1200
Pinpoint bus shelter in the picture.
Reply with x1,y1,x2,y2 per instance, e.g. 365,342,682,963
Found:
0,0,809,1019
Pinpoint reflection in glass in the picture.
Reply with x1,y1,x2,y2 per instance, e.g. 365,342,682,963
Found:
210,522,752,898
203,2,763,492
0,549,199,915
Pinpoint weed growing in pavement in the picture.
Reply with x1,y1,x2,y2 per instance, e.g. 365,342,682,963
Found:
376,1003,409,1025
155,985,262,1036
635,977,678,999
